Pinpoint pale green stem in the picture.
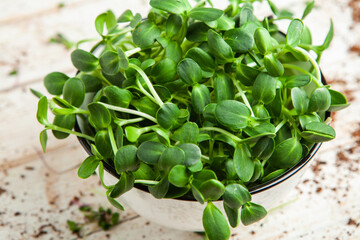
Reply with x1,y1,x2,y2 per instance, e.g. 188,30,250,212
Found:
275,119,287,133
99,102,158,123
232,80,255,117
134,180,159,185
136,79,158,104
129,63,164,106
200,127,242,143
125,47,141,57
47,125,95,142
107,125,118,154
115,117,145,127
294,46,323,87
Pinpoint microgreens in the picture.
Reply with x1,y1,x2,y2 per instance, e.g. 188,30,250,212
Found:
33,0,349,239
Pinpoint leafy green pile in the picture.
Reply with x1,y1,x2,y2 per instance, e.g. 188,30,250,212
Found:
33,0,349,239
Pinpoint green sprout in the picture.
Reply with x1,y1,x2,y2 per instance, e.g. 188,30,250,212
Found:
34,0,349,239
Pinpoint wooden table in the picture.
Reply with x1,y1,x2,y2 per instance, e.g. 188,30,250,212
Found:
0,0,359,239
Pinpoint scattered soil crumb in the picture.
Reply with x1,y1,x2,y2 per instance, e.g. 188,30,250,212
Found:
349,0,360,22
0,187,6,196
349,45,360,55
347,218,360,227
316,187,323,193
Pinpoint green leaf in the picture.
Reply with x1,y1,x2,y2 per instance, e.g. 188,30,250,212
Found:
252,73,277,104
185,47,215,78
223,203,240,228
137,141,167,164
166,41,182,63
166,14,183,39
241,202,267,226
284,74,311,88
223,183,251,209
203,202,231,240
286,19,304,47
37,96,49,125
267,0,279,16
115,145,140,173
80,74,102,93
180,122,199,144
236,64,261,86
261,169,286,183
239,7,256,26
224,28,254,53
95,130,113,159
52,114,75,139
302,122,335,142
71,49,98,72
148,175,169,199
215,100,251,130
130,13,142,28
249,159,263,182
88,102,111,129
308,87,331,112
158,146,185,172
299,113,321,129
177,58,203,85
39,130,48,153
328,89,350,111
191,184,205,204
44,72,69,95
156,103,182,129
192,169,217,188
188,8,223,22
151,58,177,83
203,103,217,124
99,50,120,75
320,20,334,51
149,0,186,14
234,144,254,182
91,144,103,160
207,30,234,63
95,13,107,35
198,179,225,201
106,189,125,210
132,20,161,49
110,172,135,198
168,165,191,187
133,163,156,180
291,87,309,115
63,77,85,107
269,137,303,169
252,137,275,161
192,84,210,114
186,22,210,42
254,28,273,55
302,0,315,20
104,86,132,108
264,54,284,77
212,15,235,31
177,143,202,172
214,74,235,103
117,9,133,23
78,156,100,179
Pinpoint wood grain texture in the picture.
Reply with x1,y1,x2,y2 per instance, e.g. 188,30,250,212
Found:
0,0,359,239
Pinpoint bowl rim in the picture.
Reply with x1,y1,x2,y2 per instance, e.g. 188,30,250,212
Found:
74,32,330,199
75,112,329,198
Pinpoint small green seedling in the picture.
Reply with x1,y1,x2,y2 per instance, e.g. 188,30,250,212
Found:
33,0,348,239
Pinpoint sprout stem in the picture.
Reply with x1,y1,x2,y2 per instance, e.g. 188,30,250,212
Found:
129,63,164,106
99,102,158,123
232,80,255,117
107,125,118,154
114,117,145,127
125,47,141,57
275,119,287,133
200,127,242,143
47,125,95,142
134,180,159,185
294,46,323,87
